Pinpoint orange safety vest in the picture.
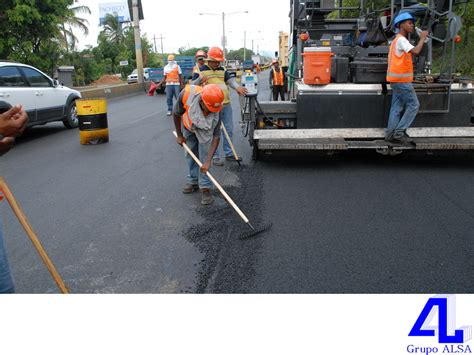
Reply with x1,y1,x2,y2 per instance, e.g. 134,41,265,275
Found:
386,35,413,83
272,67,284,86
182,85,203,131
166,65,180,84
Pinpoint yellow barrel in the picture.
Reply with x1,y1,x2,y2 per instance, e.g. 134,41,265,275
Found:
76,98,109,145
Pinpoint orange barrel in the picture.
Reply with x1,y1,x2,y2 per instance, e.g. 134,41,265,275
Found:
76,98,109,145
302,47,333,85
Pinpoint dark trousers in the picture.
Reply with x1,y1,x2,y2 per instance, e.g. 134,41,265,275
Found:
272,85,285,101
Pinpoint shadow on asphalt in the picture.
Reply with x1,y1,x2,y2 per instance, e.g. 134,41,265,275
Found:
256,149,474,168
15,123,72,145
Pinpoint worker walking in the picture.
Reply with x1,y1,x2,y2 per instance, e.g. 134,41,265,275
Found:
173,84,225,205
193,50,207,76
385,12,428,143
158,54,184,116
191,47,247,166
269,59,286,101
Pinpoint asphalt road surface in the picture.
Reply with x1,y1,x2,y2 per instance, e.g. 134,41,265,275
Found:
1,72,473,293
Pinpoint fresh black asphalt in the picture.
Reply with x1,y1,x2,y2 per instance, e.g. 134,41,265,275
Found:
1,72,473,293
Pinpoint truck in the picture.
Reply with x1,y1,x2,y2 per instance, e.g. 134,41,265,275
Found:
241,0,474,159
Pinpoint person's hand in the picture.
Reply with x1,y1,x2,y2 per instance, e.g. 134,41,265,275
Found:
419,30,429,39
236,87,248,96
0,105,28,137
176,135,186,146
0,136,15,156
200,76,208,86
200,161,210,174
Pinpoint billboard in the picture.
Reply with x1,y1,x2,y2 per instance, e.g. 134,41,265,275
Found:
99,2,131,25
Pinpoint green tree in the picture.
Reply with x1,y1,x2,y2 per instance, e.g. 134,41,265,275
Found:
178,47,209,56
101,13,125,45
59,3,91,52
0,0,73,74
226,48,254,61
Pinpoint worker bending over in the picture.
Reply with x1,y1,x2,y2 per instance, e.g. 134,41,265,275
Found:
385,12,428,144
192,47,247,166
269,59,286,101
158,54,184,116
173,84,225,205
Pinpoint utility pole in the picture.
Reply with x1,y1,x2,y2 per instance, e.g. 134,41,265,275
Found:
132,0,144,84
244,31,246,61
153,34,157,53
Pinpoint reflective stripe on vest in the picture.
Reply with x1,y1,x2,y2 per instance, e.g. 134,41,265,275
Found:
193,65,200,75
166,66,180,84
272,68,284,86
386,35,413,83
182,85,203,131
199,69,230,104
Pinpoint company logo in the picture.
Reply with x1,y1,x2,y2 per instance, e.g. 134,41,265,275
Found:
407,295,472,354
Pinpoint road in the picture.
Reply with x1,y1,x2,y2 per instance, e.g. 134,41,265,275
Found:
1,72,473,293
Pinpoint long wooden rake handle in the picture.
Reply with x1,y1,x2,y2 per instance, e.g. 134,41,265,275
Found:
0,177,69,294
221,123,240,161
173,131,251,225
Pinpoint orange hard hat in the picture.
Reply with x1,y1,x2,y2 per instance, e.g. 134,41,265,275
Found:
201,84,224,113
195,49,207,59
207,47,225,62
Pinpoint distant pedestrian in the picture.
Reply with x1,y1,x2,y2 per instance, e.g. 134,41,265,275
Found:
193,50,207,77
158,54,184,116
0,103,28,294
269,59,286,101
173,84,224,205
385,12,428,144
191,47,247,166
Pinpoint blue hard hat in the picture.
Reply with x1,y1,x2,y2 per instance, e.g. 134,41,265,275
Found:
393,12,416,27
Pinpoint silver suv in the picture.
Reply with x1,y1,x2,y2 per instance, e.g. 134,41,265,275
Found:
0,61,81,128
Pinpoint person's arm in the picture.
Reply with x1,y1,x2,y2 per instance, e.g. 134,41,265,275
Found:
409,31,428,56
172,92,186,145
226,74,248,96
0,136,15,156
157,74,166,88
201,135,220,173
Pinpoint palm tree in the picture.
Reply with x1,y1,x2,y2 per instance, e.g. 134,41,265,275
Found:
59,3,91,52
101,13,124,45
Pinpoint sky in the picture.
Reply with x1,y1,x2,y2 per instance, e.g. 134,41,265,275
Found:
74,0,291,56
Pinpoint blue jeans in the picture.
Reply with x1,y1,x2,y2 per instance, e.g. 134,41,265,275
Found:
166,85,180,112
183,128,212,189
386,83,420,139
0,221,15,293
214,104,233,159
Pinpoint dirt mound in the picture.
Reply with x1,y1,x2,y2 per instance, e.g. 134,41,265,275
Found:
91,75,123,86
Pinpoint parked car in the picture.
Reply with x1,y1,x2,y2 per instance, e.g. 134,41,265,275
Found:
0,61,81,129
127,67,151,84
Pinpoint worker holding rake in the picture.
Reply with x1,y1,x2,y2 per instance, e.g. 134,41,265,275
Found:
173,84,225,205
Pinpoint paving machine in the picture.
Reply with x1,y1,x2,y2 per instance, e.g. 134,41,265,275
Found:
241,0,474,158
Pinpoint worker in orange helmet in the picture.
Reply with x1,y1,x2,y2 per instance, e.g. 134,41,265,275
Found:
173,84,225,205
191,46,247,166
193,50,207,76
269,59,286,101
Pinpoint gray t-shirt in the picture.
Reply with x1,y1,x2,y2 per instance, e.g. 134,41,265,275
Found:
173,90,221,137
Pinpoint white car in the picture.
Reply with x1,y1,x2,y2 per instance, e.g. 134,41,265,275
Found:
127,67,150,84
0,61,81,128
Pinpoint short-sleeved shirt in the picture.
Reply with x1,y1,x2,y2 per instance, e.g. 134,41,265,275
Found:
395,36,414,57
173,90,221,137
164,62,182,85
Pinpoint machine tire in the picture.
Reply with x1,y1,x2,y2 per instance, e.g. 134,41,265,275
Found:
63,101,79,129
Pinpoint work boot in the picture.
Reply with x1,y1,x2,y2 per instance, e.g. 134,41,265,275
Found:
200,188,214,205
166,111,172,116
212,157,224,166
398,132,413,143
182,183,199,194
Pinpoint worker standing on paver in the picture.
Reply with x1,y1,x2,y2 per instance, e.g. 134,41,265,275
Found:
385,12,428,144
158,54,184,116
193,50,207,76
269,59,286,101
191,47,247,166
173,84,225,205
